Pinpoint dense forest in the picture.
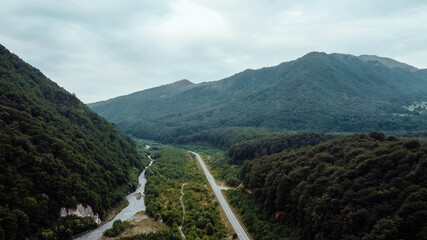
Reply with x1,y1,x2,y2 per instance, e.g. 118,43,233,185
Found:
198,132,334,188
0,45,145,239
227,132,334,164
176,127,271,149
227,133,427,240
90,52,427,145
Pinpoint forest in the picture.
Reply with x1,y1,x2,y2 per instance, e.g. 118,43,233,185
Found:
227,132,334,164
196,132,335,188
0,45,145,239
226,133,427,240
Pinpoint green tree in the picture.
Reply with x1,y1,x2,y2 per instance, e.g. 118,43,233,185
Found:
363,218,399,240
205,222,214,235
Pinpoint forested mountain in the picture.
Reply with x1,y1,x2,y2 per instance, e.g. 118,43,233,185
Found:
88,79,195,123
358,55,418,72
0,45,145,239
89,52,427,143
230,133,427,240
227,132,334,164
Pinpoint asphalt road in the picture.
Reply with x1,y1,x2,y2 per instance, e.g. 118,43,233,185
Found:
189,151,250,240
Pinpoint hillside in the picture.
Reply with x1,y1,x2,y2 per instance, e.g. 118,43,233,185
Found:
0,45,145,239
89,52,427,143
88,79,195,122
229,133,427,240
358,55,418,72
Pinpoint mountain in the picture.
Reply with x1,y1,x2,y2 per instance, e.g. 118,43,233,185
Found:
0,45,144,239
89,52,427,143
88,79,195,122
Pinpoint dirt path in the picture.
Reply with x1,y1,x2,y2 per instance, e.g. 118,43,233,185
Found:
178,183,187,240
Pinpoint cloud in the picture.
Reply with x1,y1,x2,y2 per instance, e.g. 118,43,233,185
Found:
154,0,232,43
1,0,426,103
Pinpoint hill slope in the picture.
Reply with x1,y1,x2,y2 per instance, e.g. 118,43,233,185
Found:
358,55,418,72
89,52,427,143
0,45,144,239
230,133,427,240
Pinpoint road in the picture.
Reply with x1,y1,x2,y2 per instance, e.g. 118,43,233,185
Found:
188,151,251,240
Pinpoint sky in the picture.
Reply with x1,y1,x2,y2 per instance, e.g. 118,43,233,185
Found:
1,0,427,103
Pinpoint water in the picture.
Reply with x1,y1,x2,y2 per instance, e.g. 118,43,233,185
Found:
74,156,154,240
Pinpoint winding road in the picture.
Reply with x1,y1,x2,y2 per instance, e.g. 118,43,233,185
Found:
188,151,251,240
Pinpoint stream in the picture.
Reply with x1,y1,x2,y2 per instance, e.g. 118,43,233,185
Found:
74,155,154,240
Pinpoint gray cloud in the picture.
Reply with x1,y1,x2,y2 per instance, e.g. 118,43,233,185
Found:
1,0,426,103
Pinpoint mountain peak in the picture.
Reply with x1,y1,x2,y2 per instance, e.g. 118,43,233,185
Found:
300,51,328,58
301,52,361,62
170,79,194,86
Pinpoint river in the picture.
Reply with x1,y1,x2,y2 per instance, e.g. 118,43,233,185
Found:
74,156,154,240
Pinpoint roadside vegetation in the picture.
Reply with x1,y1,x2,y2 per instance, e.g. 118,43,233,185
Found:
143,146,229,239
202,152,241,187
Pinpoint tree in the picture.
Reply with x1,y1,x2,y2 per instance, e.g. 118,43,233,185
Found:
362,218,399,240
205,223,214,235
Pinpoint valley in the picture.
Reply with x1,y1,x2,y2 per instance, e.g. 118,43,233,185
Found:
1,43,426,240
75,143,243,240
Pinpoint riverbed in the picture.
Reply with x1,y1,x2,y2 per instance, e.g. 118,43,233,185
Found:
74,156,154,240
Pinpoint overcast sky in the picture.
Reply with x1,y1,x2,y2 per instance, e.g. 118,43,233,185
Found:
1,0,427,103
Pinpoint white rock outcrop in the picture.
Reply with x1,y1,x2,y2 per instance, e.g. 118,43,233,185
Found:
60,204,101,224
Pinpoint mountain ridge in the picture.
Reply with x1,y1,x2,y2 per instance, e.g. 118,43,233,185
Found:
89,52,427,143
89,51,422,106
359,54,418,72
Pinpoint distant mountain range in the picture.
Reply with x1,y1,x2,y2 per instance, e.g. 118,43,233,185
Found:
89,52,427,143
